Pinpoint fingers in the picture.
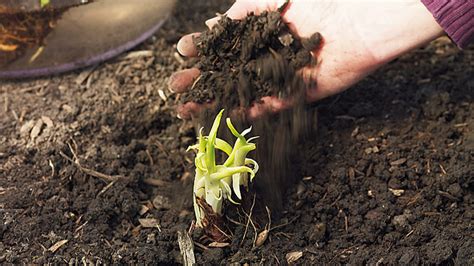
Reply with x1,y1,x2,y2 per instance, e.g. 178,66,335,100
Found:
177,33,201,57
176,0,295,120
205,0,287,29
228,0,287,18
177,96,293,121
247,96,293,120
168,68,201,93
177,102,215,120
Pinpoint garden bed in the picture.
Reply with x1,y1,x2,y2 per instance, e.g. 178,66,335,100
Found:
0,0,472,264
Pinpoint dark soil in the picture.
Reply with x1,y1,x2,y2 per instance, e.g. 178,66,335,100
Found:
182,10,318,109
1,0,473,264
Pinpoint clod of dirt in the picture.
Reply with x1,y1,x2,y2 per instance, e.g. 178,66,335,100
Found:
308,222,327,242
181,11,320,110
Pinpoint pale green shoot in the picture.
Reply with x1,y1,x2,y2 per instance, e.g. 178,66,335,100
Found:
40,0,50,8
188,110,259,227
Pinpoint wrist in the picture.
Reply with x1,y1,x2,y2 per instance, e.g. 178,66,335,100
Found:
421,0,474,49
363,0,444,65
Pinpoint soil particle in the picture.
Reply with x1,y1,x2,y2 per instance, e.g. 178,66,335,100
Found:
201,248,225,265
308,222,327,242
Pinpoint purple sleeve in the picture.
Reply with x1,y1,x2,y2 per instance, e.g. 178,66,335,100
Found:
421,0,474,48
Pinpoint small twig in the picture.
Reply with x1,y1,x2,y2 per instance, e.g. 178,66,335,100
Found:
248,213,258,247
190,75,202,91
213,224,232,240
188,220,195,235
18,82,49,93
67,142,78,162
178,230,196,266
3,94,8,113
272,254,280,264
329,193,342,207
274,232,292,239
74,221,89,238
405,229,415,238
439,164,447,175
344,213,349,233
194,241,209,251
240,194,256,246
143,178,170,187
265,206,272,230
226,216,245,226
37,242,48,252
97,180,116,197
59,151,123,183
268,215,299,232
153,140,167,154
48,160,55,178
231,36,241,50
146,149,154,165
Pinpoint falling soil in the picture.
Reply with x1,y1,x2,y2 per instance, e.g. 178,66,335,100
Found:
182,9,321,220
0,0,473,264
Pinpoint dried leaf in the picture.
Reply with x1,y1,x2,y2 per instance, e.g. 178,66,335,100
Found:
255,229,269,247
351,126,359,138
41,116,54,128
138,218,160,228
20,120,35,135
0,43,18,52
139,205,150,216
30,119,44,141
208,242,230,248
390,158,407,166
389,188,405,197
178,231,196,266
75,67,95,85
48,239,68,253
348,167,356,179
286,251,303,264
131,225,141,237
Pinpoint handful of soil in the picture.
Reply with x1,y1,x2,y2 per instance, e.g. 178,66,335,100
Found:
181,10,321,111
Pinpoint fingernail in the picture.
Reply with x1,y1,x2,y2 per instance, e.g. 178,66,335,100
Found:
177,37,192,56
177,33,200,57
169,68,201,93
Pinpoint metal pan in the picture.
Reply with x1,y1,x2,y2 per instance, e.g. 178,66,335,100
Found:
0,0,176,78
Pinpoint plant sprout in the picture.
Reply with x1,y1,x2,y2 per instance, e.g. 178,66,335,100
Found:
40,0,50,8
188,110,259,228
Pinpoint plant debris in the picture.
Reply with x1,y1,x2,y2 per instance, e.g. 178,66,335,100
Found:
0,8,66,67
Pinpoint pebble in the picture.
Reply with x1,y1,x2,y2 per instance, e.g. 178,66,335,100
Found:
447,183,462,198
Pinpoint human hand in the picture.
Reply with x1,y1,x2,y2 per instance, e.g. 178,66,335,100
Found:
169,0,443,119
